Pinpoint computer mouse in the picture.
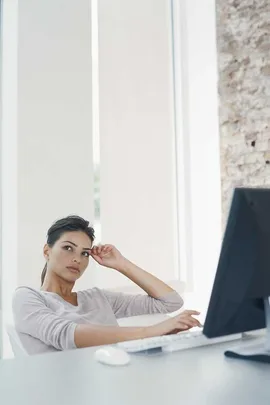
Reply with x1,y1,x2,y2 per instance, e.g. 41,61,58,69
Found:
94,346,131,366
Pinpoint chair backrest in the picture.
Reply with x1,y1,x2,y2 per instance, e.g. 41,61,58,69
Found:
6,323,28,357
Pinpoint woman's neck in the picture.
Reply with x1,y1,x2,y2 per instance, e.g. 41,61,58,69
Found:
41,273,75,297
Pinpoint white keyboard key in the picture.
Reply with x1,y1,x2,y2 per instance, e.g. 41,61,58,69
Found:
162,332,241,353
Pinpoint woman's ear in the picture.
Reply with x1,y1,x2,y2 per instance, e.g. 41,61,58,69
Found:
43,244,50,261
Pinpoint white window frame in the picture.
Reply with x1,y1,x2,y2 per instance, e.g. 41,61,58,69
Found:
171,0,222,312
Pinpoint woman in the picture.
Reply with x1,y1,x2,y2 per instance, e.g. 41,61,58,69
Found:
13,215,201,355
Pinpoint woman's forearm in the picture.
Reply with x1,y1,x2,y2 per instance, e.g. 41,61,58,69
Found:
74,310,200,348
74,323,154,348
115,259,175,298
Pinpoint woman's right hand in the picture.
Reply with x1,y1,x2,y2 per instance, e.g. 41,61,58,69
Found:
148,310,202,337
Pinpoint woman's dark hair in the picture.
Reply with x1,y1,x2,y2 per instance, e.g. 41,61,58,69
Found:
41,215,95,286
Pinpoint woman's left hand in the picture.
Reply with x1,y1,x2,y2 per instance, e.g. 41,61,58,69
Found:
90,244,126,270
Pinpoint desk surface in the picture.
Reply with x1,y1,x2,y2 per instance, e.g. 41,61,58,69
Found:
0,338,270,405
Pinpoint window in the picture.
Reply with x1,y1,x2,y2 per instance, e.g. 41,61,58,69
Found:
1,0,222,357
93,0,222,305
96,0,180,290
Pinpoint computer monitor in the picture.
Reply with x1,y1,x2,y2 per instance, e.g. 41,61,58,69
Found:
203,187,270,363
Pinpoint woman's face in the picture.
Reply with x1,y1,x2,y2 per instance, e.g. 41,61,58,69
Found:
44,231,93,283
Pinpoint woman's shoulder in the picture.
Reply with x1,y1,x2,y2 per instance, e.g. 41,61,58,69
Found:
14,286,41,295
13,286,46,304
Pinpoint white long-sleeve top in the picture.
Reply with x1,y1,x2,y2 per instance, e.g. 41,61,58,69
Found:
12,286,184,355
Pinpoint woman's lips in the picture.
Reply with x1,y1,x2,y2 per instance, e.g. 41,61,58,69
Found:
67,266,80,274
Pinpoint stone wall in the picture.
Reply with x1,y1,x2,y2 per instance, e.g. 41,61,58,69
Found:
216,0,270,223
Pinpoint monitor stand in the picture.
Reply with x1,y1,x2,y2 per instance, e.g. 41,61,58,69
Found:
224,298,270,363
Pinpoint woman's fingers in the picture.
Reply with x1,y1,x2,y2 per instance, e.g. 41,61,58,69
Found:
175,323,191,331
91,244,109,255
179,310,202,327
174,312,202,329
91,244,115,257
104,245,112,254
90,246,97,255
92,245,102,255
176,318,195,329
185,315,202,327
182,316,201,328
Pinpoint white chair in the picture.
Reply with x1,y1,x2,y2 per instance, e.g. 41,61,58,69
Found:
6,323,28,357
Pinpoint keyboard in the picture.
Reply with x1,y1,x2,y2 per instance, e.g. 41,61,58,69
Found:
117,330,242,353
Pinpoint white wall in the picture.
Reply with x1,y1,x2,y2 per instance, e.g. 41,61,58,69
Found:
1,0,18,357
17,0,94,290
2,0,94,313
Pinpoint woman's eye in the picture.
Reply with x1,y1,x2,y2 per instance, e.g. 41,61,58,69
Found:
82,251,90,258
64,245,73,251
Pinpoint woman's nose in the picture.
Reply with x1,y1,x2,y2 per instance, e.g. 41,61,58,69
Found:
73,257,80,264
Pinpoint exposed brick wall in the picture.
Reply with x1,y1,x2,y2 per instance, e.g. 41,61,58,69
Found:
216,0,270,222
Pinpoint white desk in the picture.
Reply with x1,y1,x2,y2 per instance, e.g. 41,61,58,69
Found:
0,338,270,405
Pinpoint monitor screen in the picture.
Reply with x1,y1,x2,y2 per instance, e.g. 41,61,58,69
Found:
203,188,270,338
